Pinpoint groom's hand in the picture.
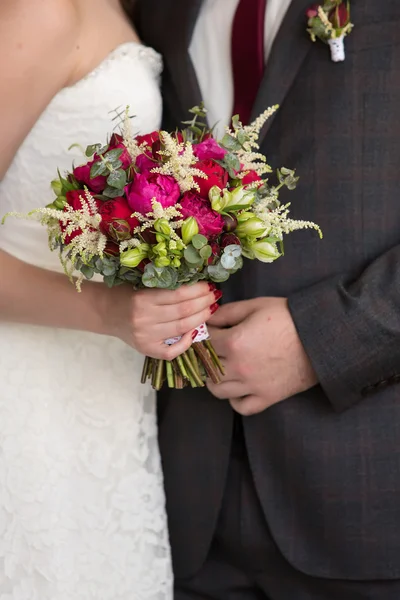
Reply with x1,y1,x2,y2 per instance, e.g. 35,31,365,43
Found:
206,298,318,415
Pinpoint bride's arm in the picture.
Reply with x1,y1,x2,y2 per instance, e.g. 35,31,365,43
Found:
0,0,217,358
0,250,216,359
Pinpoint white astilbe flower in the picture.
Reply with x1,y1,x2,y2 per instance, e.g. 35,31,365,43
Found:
150,132,207,193
132,199,184,242
225,105,278,176
253,198,322,241
122,108,148,161
120,238,141,252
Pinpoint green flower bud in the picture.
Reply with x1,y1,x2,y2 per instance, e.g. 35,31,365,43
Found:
181,217,199,245
237,211,254,223
156,233,165,243
154,218,171,236
172,257,181,268
51,179,63,197
153,241,167,254
53,196,67,210
120,244,150,268
209,186,227,213
251,239,281,263
223,186,256,211
235,217,268,238
154,256,171,268
175,239,185,251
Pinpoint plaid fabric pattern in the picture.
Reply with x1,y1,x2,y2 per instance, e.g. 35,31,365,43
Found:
133,0,400,580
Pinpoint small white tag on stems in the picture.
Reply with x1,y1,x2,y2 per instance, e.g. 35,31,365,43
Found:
165,322,210,346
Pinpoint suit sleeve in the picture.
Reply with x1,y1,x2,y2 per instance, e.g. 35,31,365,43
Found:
288,245,400,412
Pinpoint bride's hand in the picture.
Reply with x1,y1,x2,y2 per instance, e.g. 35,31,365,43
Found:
106,282,220,360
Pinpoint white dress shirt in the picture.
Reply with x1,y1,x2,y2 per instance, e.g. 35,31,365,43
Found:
189,0,292,134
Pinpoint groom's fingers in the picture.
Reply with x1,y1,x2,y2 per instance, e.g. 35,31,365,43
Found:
207,299,262,328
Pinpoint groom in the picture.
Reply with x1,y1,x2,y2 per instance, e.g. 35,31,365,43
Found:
132,0,400,598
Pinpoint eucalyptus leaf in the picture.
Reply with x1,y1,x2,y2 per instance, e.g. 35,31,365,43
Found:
90,161,108,178
107,169,127,189
103,273,117,288
103,186,123,198
192,234,208,249
85,143,101,157
104,148,124,162
184,245,203,266
80,265,94,280
220,134,242,152
207,263,230,283
199,245,212,260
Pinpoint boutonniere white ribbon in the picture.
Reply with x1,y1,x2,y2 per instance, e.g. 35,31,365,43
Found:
306,1,353,62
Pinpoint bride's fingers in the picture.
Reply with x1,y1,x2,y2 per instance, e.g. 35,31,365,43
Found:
155,304,217,341
137,282,214,306
154,289,220,324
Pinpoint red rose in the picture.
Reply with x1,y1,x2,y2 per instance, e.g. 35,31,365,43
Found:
306,4,319,19
180,192,224,238
98,197,139,241
220,233,241,248
73,138,132,194
135,131,160,148
329,3,349,28
60,190,100,245
104,241,120,256
194,160,229,199
241,170,262,186
208,240,221,265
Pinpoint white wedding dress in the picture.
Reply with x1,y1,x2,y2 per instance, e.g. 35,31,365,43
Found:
0,43,173,599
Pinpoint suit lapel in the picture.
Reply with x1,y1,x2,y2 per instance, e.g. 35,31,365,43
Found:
251,0,312,143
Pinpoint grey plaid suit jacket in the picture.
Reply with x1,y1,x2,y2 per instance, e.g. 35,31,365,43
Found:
131,0,400,581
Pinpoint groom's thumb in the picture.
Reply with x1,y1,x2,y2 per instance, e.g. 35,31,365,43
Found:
208,299,260,328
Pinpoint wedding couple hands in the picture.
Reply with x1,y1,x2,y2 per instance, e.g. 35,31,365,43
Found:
107,282,220,360
207,297,318,416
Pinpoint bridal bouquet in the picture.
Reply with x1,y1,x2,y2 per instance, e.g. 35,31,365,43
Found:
3,105,321,390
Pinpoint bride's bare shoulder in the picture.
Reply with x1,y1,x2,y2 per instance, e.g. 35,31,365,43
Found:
0,0,80,179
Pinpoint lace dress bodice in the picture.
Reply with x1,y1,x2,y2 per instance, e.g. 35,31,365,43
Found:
0,43,173,600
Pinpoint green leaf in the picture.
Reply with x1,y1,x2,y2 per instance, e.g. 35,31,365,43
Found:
220,134,242,152
90,161,108,178
80,265,94,280
107,169,127,189
199,245,212,260
192,234,208,249
207,263,230,283
104,148,124,163
103,186,123,198
85,143,101,157
103,273,117,287
184,245,203,266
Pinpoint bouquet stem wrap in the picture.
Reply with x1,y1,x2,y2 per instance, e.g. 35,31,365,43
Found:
141,323,224,390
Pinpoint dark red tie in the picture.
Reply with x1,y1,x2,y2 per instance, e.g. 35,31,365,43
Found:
231,0,267,125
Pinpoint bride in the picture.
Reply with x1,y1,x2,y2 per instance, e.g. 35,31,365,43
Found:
0,0,216,597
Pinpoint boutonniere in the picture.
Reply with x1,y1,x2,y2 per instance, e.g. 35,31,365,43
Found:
306,1,353,62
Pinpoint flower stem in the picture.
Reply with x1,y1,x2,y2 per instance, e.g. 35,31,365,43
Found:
192,342,222,384
205,340,225,375
166,361,175,388
141,356,150,384
182,351,205,387
153,359,165,391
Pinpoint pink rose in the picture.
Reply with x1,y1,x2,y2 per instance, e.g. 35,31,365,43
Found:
180,192,224,239
135,153,157,173
194,139,227,161
125,173,180,215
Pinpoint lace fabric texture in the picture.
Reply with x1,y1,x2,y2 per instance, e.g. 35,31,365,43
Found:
0,43,173,599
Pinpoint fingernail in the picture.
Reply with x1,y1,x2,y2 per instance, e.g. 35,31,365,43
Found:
208,283,217,292
214,290,223,301
210,303,219,315
191,329,199,340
